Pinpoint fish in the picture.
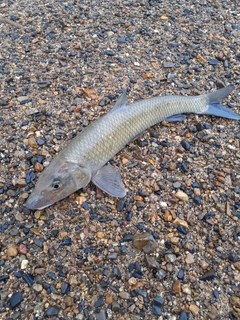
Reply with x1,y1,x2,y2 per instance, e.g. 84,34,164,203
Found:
25,85,239,210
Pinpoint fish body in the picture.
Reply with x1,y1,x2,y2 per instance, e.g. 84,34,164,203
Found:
26,86,239,210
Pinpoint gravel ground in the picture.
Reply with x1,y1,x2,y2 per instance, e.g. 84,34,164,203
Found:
0,0,240,319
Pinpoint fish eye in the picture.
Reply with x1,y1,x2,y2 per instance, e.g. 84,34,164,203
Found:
52,180,62,189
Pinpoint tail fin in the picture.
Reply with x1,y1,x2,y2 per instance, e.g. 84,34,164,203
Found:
199,86,240,120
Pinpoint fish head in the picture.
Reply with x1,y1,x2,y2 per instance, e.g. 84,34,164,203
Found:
25,158,91,210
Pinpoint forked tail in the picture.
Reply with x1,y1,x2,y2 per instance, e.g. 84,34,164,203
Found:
199,86,240,120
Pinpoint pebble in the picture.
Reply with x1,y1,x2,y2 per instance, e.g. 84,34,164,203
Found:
173,280,181,294
181,139,190,151
21,260,29,269
189,303,200,316
94,297,105,308
144,255,160,269
18,244,27,255
33,283,43,292
7,245,18,257
119,291,130,299
175,190,189,201
200,270,216,281
132,232,157,253
9,292,23,309
185,253,194,264
45,306,59,316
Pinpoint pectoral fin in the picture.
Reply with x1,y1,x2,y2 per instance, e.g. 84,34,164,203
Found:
165,114,187,122
92,165,126,197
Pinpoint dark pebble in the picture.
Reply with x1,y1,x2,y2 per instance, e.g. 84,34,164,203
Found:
37,137,45,146
112,266,121,280
38,81,51,88
200,270,216,281
177,225,187,235
20,98,31,105
100,280,108,289
181,139,190,151
126,211,133,221
232,212,240,219
196,123,204,131
94,297,105,308
78,300,85,312
179,311,188,320
228,252,238,262
209,59,218,65
34,238,43,248
61,238,72,246
215,153,222,159
202,211,215,221
177,269,184,280
213,289,220,299
224,74,231,78
117,37,126,43
82,202,88,209
9,292,23,309
192,181,200,188
204,123,212,129
95,310,107,320
21,273,34,287
120,233,133,242
45,306,59,316
25,170,35,183
21,120,29,126
117,198,126,211
0,275,9,282
193,196,201,205
152,305,162,316
132,272,142,279
104,50,115,56
134,288,148,298
61,283,70,294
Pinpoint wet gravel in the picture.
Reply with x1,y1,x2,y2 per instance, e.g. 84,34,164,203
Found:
0,0,240,319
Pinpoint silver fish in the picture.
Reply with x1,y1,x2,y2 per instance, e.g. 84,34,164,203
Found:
26,86,239,210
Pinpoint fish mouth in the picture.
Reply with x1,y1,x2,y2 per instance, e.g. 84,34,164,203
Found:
25,195,49,210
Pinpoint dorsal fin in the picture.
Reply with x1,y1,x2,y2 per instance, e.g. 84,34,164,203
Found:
109,90,128,113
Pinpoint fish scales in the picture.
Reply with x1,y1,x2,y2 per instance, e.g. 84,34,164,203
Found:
63,95,206,171
25,86,239,210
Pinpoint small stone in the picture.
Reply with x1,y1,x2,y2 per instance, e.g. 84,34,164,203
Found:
200,270,216,281
173,280,181,293
21,260,29,270
165,253,177,263
9,292,23,309
173,218,188,229
35,162,44,172
179,311,188,320
175,190,189,201
189,303,200,316
164,211,172,222
33,283,43,292
170,237,179,245
233,261,240,271
119,291,130,299
28,137,37,147
209,59,218,65
163,61,174,68
229,296,240,308
160,16,168,20
144,255,160,269
182,284,192,295
112,302,120,311
132,232,157,252
94,297,105,308
185,253,194,264
7,245,18,257
18,244,27,255
34,268,46,275
45,306,59,316
96,232,105,239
